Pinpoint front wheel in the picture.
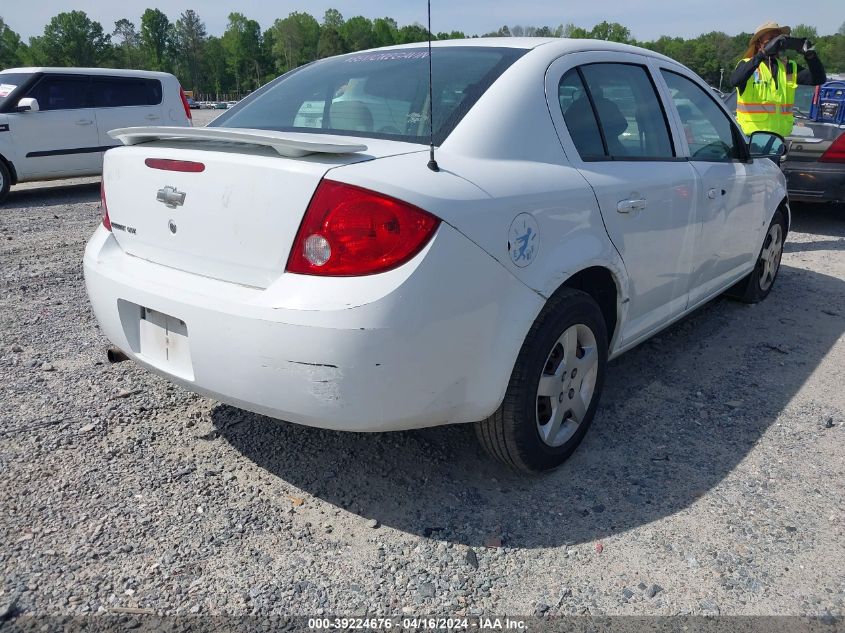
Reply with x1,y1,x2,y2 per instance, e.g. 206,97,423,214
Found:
726,209,786,303
475,289,608,473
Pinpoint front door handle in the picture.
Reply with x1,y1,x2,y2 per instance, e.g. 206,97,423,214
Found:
707,188,727,199
75,119,94,126
617,198,647,213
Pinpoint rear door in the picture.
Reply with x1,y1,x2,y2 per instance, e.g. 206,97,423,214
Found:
8,73,101,178
546,53,699,346
655,65,766,306
92,76,164,156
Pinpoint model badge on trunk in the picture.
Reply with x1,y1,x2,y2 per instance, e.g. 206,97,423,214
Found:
156,186,186,208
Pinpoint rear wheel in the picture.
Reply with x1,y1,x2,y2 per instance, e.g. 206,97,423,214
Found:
475,289,608,473
0,161,10,203
727,209,786,303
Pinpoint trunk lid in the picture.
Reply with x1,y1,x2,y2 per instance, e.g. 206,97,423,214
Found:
102,130,424,288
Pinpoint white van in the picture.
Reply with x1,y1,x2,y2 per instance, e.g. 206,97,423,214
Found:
0,67,192,201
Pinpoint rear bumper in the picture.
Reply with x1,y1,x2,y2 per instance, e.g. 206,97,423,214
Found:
783,161,845,204
83,224,542,432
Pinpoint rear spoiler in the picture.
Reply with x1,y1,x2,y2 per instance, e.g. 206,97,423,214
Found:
108,126,368,158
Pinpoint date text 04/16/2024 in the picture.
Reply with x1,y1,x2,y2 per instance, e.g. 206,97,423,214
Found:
307,617,528,630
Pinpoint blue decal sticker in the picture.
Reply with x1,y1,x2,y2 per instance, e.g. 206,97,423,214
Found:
508,213,539,268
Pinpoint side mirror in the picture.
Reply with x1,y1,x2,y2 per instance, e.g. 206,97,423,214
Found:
748,131,787,164
15,97,39,112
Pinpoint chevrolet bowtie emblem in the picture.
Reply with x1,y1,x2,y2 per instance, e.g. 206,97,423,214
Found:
156,186,186,208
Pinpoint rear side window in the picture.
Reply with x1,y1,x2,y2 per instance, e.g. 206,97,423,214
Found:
90,77,162,107
213,47,526,145
25,75,89,111
661,70,742,162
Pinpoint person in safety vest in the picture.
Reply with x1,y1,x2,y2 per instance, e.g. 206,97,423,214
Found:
730,21,826,137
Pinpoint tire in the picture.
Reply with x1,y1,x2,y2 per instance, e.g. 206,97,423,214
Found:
475,288,608,473
726,209,787,303
0,160,10,203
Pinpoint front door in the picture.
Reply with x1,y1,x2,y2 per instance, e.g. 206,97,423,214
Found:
547,54,699,347
9,74,101,179
657,68,766,306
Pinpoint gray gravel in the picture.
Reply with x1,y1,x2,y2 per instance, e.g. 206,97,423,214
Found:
1,164,844,618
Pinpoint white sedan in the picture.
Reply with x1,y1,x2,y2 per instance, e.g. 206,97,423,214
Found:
84,39,788,472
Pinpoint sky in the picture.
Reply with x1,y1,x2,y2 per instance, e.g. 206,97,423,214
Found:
3,0,843,41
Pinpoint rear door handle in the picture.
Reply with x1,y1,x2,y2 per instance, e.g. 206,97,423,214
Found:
75,119,94,126
617,199,647,213
707,188,727,199
145,114,160,120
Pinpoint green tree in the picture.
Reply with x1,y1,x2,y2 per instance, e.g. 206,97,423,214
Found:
0,17,25,68
322,9,344,30
173,10,207,92
222,12,262,94
317,26,345,58
561,23,590,38
792,25,819,41
590,21,631,43
815,34,844,73
201,36,229,96
373,18,397,47
343,16,374,51
396,24,431,44
28,11,112,67
140,8,172,71
482,25,511,37
272,11,320,72
112,19,141,68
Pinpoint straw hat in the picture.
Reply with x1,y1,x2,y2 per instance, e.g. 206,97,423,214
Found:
744,21,791,58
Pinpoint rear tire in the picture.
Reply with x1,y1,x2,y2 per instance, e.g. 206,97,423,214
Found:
475,288,608,473
726,209,786,303
0,161,10,203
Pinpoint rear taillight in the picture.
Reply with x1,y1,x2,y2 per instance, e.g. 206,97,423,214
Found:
286,180,440,276
819,133,845,163
179,87,192,121
100,181,112,231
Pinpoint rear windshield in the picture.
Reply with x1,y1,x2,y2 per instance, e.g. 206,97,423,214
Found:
0,73,32,108
212,47,526,145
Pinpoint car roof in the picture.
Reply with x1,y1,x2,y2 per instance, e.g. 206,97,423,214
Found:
365,37,678,66
0,67,177,80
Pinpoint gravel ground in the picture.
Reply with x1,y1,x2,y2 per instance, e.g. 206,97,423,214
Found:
1,147,844,620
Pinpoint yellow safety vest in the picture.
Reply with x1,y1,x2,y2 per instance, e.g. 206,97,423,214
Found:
735,57,798,137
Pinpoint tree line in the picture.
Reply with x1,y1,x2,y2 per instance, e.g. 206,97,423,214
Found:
1,9,843,99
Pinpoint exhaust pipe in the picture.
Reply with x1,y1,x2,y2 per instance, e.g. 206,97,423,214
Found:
107,347,130,363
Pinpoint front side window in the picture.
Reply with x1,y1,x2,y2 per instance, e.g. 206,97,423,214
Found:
0,73,33,108
661,70,742,162
212,47,526,145
25,75,89,111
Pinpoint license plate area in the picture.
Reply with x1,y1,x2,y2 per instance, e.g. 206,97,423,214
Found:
138,307,194,380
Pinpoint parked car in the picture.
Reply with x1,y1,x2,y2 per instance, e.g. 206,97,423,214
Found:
214,101,229,109
186,97,200,109
721,84,844,204
84,39,788,472
0,67,192,201
783,84,845,204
